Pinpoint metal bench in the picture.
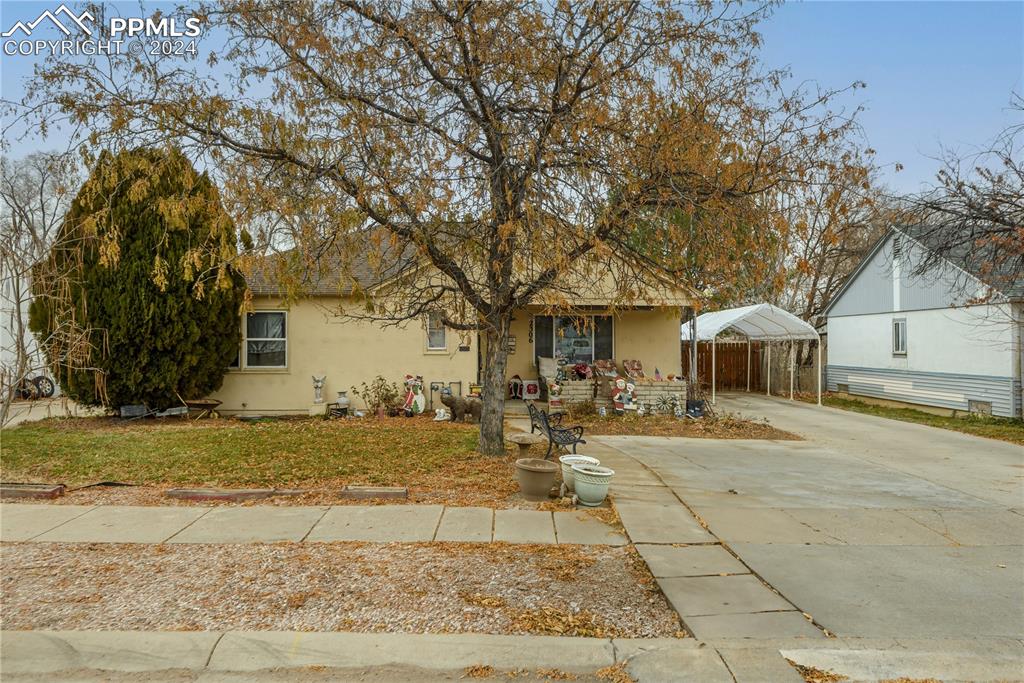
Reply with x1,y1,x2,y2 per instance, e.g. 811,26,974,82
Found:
527,402,586,460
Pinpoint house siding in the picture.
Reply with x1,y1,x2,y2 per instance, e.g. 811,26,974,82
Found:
826,365,1017,417
827,235,894,317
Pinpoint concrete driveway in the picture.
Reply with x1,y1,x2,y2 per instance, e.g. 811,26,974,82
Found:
596,393,1024,641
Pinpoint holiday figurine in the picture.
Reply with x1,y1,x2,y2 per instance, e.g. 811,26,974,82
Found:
611,376,638,414
402,375,427,416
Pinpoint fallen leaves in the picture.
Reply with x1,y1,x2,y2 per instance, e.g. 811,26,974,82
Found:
565,411,800,440
786,660,848,683
595,662,636,683
508,606,617,638
464,664,496,678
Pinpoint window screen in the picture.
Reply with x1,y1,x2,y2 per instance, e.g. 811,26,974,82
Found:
246,312,286,367
534,315,553,363
427,313,446,349
892,318,907,355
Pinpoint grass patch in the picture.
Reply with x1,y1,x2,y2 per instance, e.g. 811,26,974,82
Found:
811,394,1024,445
0,415,517,502
562,408,800,440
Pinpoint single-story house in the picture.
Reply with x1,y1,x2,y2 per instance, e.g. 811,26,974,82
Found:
824,224,1022,418
210,245,692,415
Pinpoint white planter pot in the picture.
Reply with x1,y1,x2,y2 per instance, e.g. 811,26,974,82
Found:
570,464,615,507
558,455,600,493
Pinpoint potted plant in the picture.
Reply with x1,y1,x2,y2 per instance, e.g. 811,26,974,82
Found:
570,464,615,506
515,458,559,501
558,455,599,493
352,376,401,419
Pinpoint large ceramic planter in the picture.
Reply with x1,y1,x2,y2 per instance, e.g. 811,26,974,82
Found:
515,458,558,501
558,455,600,493
570,464,615,507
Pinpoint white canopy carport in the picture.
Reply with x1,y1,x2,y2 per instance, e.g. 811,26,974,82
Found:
681,303,821,405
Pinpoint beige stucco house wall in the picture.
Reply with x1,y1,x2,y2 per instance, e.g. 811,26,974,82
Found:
211,296,479,415
211,256,692,414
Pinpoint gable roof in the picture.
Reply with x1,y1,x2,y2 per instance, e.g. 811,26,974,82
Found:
823,224,1023,316
898,223,1024,301
246,230,420,296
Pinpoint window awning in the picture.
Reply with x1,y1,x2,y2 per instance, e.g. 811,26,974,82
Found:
680,303,818,342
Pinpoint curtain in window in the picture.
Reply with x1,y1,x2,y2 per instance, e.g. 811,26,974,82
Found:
594,316,613,360
427,314,446,348
534,315,553,362
246,312,286,367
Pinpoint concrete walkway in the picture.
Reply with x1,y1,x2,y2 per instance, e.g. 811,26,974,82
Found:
587,393,1024,646
571,438,824,642
4,630,1022,682
0,503,626,546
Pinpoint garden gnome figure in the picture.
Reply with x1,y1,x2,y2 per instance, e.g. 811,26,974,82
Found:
312,375,327,404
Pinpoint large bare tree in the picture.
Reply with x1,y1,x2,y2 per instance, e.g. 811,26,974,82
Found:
16,1,861,453
908,94,1024,297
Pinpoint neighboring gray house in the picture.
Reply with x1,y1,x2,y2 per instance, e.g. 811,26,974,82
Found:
824,225,1022,418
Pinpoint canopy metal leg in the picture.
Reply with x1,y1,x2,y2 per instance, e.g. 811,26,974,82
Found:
712,337,717,404
817,340,822,405
766,343,771,397
790,340,795,400
746,339,751,392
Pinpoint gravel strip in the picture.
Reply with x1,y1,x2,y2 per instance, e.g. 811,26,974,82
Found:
1,542,683,637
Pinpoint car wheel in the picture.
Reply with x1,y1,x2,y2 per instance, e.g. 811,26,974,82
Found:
32,376,56,398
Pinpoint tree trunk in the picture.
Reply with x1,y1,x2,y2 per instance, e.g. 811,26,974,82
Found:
478,312,512,456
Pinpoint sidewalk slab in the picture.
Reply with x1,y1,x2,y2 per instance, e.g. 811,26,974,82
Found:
166,506,328,544
31,505,209,544
784,508,950,546
305,505,443,542
898,508,1024,546
622,644,734,682
208,631,615,672
686,611,824,639
1,504,95,541
434,506,493,542
615,502,712,544
611,485,680,505
553,511,627,546
780,645,1024,683
0,630,220,674
716,647,805,683
635,544,747,578
493,509,555,544
657,575,793,617
693,506,836,545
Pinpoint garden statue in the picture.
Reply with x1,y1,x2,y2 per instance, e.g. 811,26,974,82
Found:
402,374,427,417
636,403,645,417
311,375,327,404
440,386,483,423
611,376,638,414
433,407,450,421
672,396,684,418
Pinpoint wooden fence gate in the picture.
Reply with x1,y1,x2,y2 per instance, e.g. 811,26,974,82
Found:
682,341,763,391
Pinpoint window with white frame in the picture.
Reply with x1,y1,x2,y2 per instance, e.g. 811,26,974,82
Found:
533,315,613,364
426,312,446,350
892,318,907,355
245,311,287,367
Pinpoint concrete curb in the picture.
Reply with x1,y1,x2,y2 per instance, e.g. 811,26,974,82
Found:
4,631,1021,681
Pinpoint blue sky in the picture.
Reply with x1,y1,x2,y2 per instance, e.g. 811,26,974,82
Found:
1,1,1021,194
